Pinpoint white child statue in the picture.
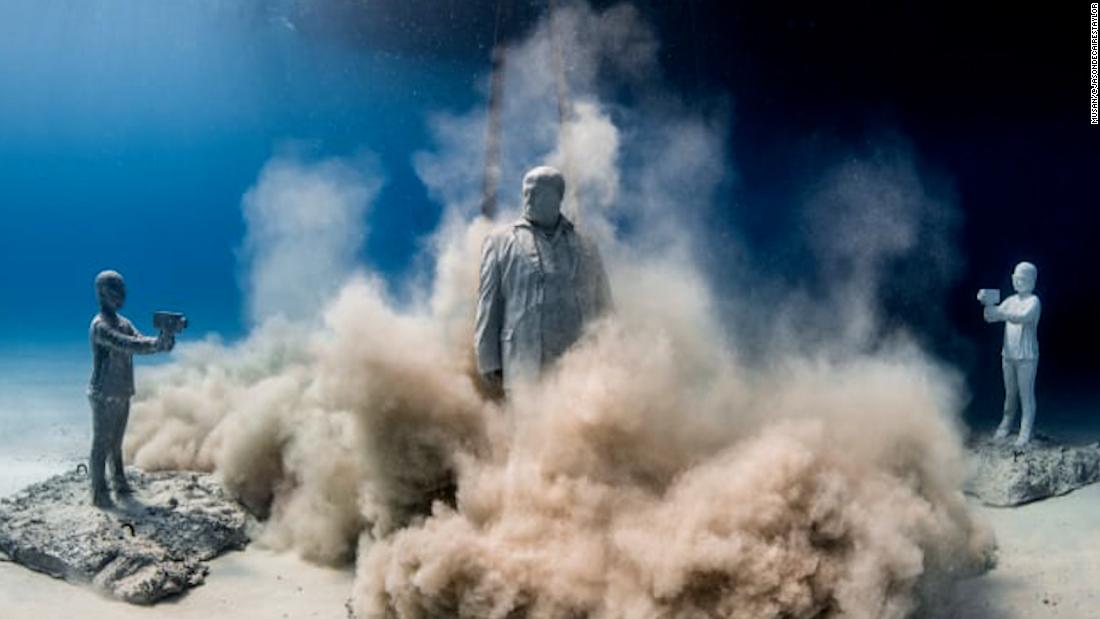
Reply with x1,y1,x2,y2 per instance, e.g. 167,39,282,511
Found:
979,261,1041,447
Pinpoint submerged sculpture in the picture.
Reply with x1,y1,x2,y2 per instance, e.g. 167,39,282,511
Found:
475,166,612,391
87,270,179,507
979,261,1041,447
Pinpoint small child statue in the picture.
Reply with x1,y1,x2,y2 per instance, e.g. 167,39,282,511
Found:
979,261,1041,447
87,270,175,507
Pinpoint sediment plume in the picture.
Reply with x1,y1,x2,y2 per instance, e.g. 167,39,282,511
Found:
124,2,994,616
127,221,993,615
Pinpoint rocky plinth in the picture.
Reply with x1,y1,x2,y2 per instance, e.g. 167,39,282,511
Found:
966,434,1100,506
0,468,254,604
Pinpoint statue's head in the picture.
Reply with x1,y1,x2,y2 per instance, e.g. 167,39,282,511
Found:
95,270,126,311
521,166,565,228
1012,261,1037,294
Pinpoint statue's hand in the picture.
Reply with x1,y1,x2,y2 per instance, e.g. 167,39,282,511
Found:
157,332,176,352
983,306,1000,323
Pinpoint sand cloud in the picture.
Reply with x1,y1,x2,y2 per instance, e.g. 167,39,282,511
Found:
125,2,993,616
240,150,383,324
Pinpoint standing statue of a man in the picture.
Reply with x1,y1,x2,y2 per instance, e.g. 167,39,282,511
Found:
87,270,174,507
981,261,1042,447
475,166,613,392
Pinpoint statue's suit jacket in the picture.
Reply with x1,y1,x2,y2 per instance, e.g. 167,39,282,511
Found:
475,216,612,390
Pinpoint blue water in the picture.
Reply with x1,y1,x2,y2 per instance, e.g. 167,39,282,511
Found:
0,0,485,347
0,2,492,494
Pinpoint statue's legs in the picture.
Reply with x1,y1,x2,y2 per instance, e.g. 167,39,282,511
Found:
994,357,1019,440
1014,360,1038,446
88,396,114,507
108,399,133,494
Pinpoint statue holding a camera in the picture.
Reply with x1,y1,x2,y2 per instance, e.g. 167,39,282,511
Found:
977,261,1041,448
87,270,186,507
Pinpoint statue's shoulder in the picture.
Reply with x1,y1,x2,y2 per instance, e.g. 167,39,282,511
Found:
101,314,136,334
90,314,120,338
483,220,524,249
570,225,594,245
490,221,520,238
566,223,603,256
91,314,119,330
1013,293,1041,307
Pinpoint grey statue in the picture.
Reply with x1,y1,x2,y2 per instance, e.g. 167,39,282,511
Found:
87,270,176,507
980,261,1042,447
475,166,613,392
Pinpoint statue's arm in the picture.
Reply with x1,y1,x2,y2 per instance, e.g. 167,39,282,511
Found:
475,236,504,376
991,298,1041,324
93,320,163,355
983,304,1001,323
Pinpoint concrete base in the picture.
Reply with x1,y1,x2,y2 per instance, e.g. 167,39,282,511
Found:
0,468,253,604
966,434,1100,507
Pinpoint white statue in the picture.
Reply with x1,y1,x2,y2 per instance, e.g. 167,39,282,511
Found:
979,261,1041,447
475,166,613,392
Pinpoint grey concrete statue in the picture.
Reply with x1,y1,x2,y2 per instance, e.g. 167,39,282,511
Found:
475,166,613,392
979,261,1041,447
87,270,176,507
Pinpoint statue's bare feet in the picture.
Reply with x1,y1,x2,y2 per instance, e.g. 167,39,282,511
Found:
1013,433,1031,448
113,474,134,499
993,424,1010,441
92,491,113,509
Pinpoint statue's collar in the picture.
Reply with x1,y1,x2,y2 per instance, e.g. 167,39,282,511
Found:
514,215,573,235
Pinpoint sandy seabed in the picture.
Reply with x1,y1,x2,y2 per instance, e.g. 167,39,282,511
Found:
1,476,1097,618
938,483,1100,618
